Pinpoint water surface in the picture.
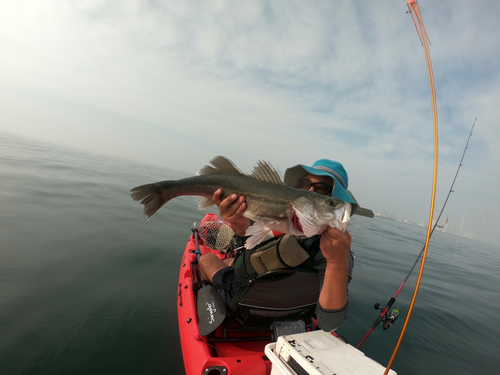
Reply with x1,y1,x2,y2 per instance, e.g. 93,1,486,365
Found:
1,132,499,374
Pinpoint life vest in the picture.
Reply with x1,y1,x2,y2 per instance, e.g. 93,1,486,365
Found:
216,235,323,322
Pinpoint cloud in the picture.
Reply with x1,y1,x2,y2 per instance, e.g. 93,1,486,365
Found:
1,0,499,243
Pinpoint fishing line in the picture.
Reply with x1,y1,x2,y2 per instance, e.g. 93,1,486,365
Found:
401,118,476,294
356,118,477,349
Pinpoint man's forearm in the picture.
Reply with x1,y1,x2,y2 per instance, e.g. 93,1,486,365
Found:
318,263,348,310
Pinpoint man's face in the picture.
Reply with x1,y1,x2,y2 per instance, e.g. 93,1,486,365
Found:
297,173,334,196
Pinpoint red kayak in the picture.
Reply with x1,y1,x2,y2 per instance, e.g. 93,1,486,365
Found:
177,213,273,375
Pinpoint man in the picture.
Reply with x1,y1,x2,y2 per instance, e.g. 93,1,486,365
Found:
199,159,358,331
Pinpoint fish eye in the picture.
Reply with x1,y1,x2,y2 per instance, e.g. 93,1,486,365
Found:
327,199,334,207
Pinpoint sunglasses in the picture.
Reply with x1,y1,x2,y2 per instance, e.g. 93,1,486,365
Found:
297,178,333,195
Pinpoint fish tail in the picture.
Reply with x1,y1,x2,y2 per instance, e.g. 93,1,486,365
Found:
130,182,172,219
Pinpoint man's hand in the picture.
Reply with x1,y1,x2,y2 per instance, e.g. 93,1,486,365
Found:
213,189,251,237
319,227,351,270
318,227,351,310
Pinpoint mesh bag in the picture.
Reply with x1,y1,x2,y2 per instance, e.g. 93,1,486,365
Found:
198,217,235,252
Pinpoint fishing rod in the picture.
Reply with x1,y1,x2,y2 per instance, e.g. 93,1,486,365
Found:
364,2,469,373
356,118,477,349
380,3,439,372
356,0,477,357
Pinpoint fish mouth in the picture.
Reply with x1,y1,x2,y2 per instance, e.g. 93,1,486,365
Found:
333,204,351,233
292,211,303,233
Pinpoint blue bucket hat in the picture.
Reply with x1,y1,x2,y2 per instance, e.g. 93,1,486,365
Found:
284,159,359,214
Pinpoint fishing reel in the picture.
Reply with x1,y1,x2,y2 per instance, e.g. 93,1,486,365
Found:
374,303,401,330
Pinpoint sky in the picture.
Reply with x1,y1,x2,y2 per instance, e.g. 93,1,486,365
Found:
1,0,499,244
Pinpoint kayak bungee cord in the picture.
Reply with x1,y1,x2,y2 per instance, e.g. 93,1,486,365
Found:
384,2,438,373
356,118,476,349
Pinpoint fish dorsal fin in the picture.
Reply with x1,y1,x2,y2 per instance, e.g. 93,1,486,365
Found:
250,160,284,185
199,156,243,176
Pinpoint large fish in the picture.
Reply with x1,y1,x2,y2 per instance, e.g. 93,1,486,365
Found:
130,156,351,248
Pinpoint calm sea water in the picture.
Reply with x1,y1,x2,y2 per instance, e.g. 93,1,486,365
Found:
1,132,499,375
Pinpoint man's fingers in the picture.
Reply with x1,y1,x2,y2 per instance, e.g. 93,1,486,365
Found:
321,228,351,249
235,201,247,216
324,227,350,240
212,188,223,205
225,195,245,217
220,194,237,211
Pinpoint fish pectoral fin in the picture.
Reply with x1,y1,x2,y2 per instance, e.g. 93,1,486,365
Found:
197,197,215,210
244,222,273,249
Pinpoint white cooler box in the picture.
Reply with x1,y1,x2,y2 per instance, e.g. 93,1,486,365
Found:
265,330,397,375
